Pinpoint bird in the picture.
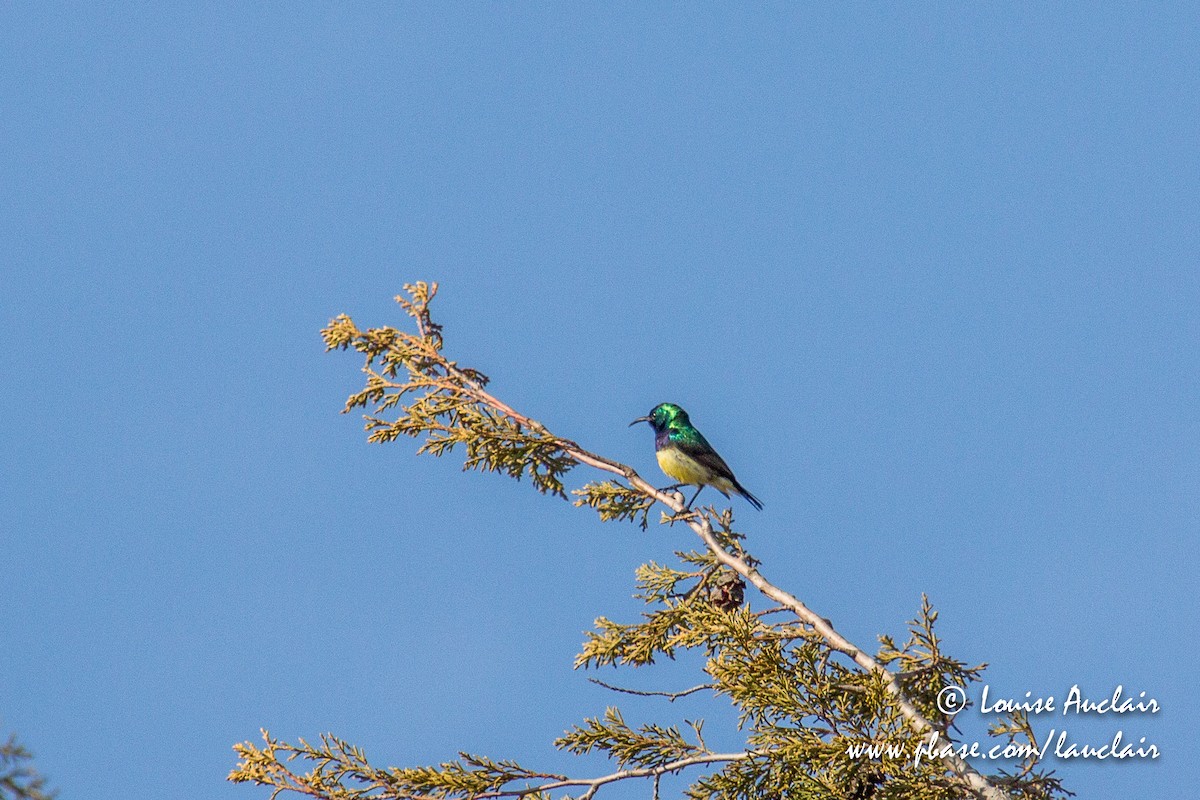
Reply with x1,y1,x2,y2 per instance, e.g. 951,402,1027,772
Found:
629,402,763,510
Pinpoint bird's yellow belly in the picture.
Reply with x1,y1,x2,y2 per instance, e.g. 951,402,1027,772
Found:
656,448,733,494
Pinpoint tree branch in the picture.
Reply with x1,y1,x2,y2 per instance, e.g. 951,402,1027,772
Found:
432,363,1012,800
317,288,1023,800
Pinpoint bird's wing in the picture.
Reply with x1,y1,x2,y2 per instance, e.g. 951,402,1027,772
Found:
673,432,738,482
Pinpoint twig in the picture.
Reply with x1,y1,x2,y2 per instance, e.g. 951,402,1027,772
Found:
587,678,714,702
473,752,752,800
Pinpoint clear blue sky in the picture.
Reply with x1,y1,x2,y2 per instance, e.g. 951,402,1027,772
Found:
2,4,1196,798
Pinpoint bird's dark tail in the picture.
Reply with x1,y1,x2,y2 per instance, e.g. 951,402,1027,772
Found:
734,480,763,510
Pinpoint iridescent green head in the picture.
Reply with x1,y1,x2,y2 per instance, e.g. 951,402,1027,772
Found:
629,402,690,432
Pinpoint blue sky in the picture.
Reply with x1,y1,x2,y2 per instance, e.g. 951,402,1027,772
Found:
1,4,1196,798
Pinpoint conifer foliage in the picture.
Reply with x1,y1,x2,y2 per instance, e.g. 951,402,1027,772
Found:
0,735,54,800
229,283,1068,800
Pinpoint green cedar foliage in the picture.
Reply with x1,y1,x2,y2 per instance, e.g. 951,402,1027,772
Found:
229,284,1069,800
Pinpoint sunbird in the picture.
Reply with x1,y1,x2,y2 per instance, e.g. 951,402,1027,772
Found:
629,402,763,510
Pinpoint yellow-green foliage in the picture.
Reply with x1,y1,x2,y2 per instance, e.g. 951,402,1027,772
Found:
322,283,575,497
572,481,655,529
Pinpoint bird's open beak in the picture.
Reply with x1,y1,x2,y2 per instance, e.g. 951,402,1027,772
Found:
629,416,651,427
